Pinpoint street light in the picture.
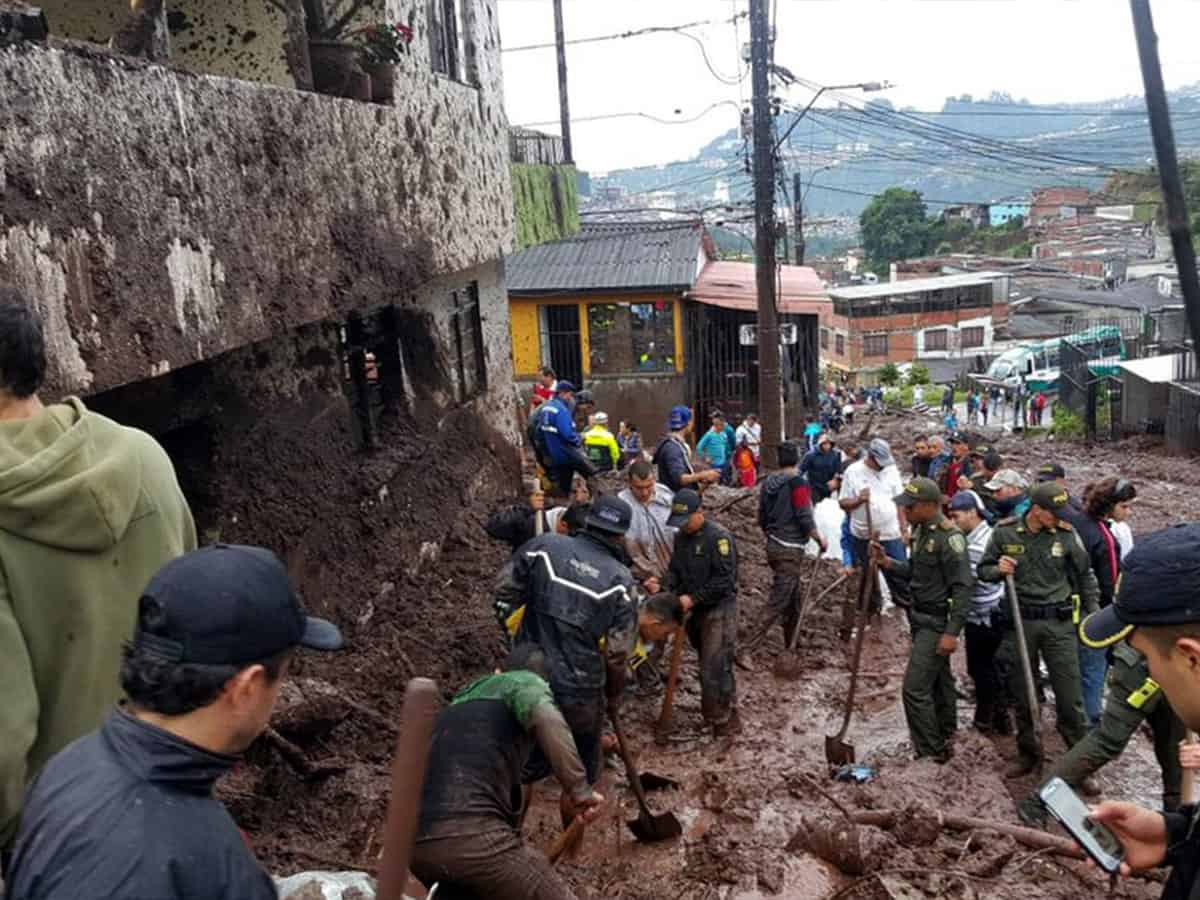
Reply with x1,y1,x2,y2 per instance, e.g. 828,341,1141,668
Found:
775,80,893,151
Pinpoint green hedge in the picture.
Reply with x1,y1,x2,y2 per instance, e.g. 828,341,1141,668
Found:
512,163,580,250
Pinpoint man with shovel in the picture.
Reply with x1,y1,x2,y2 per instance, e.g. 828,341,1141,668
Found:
872,477,974,763
760,441,828,649
666,489,740,737
978,483,1099,777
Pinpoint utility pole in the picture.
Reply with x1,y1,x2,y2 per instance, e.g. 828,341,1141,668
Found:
793,172,805,265
552,0,573,164
1131,0,1200,366
750,0,781,468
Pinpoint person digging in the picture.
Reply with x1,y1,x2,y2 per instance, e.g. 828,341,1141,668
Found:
871,477,973,763
665,489,740,737
411,645,603,900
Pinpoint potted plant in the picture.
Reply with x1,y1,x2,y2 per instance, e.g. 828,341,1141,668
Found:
351,22,413,103
267,0,374,98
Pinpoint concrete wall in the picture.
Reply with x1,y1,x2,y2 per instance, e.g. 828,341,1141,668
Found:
0,5,512,400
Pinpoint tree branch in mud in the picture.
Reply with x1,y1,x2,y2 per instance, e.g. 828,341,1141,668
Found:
112,0,169,60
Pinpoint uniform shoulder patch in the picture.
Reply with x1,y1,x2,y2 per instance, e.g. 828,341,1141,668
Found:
948,533,967,554
717,537,731,556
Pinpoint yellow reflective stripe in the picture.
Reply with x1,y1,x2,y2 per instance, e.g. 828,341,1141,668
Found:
1072,594,1081,626
1126,678,1160,709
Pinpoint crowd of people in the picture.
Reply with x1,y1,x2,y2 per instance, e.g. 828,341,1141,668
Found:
4,285,1200,900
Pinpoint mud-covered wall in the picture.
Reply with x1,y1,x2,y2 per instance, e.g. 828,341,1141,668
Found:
0,5,512,400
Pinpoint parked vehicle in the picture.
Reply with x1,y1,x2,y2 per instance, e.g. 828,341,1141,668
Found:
976,325,1125,394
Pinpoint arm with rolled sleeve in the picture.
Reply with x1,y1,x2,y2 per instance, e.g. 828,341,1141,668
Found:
0,577,37,847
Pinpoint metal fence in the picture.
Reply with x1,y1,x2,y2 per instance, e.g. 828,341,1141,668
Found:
1057,338,1089,418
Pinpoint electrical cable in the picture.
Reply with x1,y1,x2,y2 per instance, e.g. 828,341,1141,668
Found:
501,11,747,53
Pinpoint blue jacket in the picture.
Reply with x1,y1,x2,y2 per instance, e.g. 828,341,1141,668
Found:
538,398,581,465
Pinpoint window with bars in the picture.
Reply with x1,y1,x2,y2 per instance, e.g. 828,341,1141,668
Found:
588,301,675,375
961,326,985,349
863,333,888,357
925,329,949,352
820,328,830,350
451,283,486,401
835,333,845,356
429,0,476,85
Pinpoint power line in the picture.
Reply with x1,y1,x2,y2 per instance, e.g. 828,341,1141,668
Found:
502,11,747,53
515,100,743,129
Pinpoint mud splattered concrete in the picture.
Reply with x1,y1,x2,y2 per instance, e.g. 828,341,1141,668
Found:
235,416,1200,898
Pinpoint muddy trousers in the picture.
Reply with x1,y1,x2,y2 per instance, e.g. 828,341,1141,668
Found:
997,616,1088,763
686,603,737,726
412,828,579,900
903,623,957,758
1049,655,1185,809
766,542,806,646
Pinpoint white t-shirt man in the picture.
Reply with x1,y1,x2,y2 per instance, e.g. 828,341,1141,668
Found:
735,420,762,459
839,459,904,540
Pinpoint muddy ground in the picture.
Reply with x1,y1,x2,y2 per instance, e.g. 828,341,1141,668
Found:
228,412,1200,899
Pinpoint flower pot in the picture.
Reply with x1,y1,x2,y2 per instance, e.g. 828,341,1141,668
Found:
308,39,370,100
367,63,395,103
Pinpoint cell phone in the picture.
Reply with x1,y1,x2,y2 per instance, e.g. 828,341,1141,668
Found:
1038,776,1125,874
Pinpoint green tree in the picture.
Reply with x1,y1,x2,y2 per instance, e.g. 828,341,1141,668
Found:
907,363,931,386
878,362,900,386
860,188,932,273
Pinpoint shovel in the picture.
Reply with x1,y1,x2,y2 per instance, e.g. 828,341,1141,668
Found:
655,615,690,746
774,556,824,680
608,703,682,842
824,531,878,768
1006,573,1043,764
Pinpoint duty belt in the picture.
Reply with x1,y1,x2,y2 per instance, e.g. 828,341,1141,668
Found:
1006,602,1073,623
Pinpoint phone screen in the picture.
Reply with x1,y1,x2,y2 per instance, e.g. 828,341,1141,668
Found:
1038,777,1124,873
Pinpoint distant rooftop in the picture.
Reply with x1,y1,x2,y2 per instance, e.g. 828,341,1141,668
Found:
827,271,1007,300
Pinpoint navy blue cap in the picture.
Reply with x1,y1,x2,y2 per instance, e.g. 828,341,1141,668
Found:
668,405,692,431
948,489,987,514
555,380,576,394
667,488,702,527
1081,524,1200,648
134,545,344,665
585,495,632,536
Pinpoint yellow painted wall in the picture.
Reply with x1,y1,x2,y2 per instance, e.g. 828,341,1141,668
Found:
508,294,685,377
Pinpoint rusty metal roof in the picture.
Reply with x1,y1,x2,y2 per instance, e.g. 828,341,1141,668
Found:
507,220,705,295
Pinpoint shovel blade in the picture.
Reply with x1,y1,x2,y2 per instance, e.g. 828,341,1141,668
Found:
824,735,855,768
627,810,683,843
637,771,680,792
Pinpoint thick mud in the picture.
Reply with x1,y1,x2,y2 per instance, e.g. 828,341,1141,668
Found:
233,414,1200,898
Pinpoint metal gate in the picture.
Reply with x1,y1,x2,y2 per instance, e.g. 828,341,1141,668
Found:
1057,339,1089,417
542,305,582,388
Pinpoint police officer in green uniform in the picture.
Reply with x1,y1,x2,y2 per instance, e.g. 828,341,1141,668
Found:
666,489,740,737
1017,639,1185,824
872,477,974,762
978,482,1100,777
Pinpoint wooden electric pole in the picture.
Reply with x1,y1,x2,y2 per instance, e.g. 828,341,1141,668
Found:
793,172,805,265
552,0,573,164
750,0,781,467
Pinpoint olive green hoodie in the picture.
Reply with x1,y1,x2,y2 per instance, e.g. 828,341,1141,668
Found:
0,398,196,845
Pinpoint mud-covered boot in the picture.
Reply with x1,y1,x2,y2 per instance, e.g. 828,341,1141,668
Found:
1079,776,1102,798
1016,794,1047,827
992,706,1013,735
712,710,743,738
1005,754,1040,779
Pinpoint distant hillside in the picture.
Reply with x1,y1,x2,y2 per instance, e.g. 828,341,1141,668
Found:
592,87,1200,219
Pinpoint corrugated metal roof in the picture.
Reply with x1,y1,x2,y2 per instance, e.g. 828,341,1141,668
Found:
828,271,1007,300
507,221,705,294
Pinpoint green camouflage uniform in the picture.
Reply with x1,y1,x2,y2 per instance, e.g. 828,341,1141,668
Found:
978,511,1100,765
1048,640,1185,809
888,513,974,759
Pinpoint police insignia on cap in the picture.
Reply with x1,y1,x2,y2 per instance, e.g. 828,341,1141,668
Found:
673,502,687,515
905,483,919,495
718,538,731,556
1054,491,1068,506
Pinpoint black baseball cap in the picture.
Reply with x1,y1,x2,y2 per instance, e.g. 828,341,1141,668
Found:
948,432,969,445
1037,462,1066,482
667,489,702,527
894,477,941,507
133,545,344,666
586,495,632,535
1082,524,1200,648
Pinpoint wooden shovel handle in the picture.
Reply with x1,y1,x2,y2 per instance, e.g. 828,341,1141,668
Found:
657,620,688,731
547,816,588,865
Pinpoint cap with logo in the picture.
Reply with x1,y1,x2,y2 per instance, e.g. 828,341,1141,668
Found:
1030,482,1070,512
666,488,702,527
866,437,895,468
969,444,992,458
948,489,987,514
984,468,1029,492
585,495,632,535
1081,523,1200,648
1037,462,1066,482
668,404,692,431
894,477,942,507
133,545,344,666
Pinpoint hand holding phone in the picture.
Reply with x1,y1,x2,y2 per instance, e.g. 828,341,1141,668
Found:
1038,777,1125,874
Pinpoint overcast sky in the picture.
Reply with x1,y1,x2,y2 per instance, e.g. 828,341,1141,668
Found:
498,0,1200,174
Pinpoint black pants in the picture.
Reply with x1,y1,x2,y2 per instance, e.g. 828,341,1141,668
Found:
964,618,1008,726
686,604,737,725
548,446,596,495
